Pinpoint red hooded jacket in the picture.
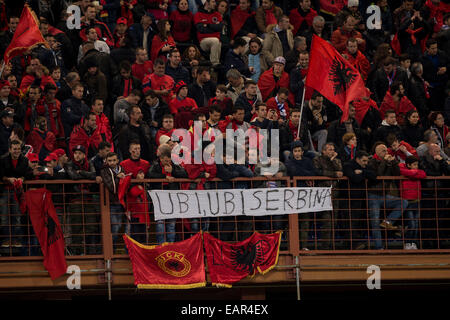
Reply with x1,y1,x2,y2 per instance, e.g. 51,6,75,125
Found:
399,162,426,200
257,68,294,104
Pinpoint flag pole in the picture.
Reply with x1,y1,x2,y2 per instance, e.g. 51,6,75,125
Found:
0,61,5,79
297,84,306,139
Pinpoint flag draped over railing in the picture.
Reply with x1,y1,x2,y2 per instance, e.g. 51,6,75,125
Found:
123,232,206,289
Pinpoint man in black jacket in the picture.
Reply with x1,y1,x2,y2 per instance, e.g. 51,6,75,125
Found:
65,144,99,255
188,66,217,109
419,143,450,248
116,105,155,162
101,152,126,251
0,140,33,249
342,150,376,249
61,82,90,141
148,148,188,244
141,90,170,139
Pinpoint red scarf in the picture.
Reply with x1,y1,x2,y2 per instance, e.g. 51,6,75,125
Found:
265,7,277,26
231,6,253,38
288,121,299,140
123,78,132,97
373,153,383,161
405,27,423,45
74,159,89,171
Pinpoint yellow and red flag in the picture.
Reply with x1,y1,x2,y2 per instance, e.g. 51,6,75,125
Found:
204,232,282,288
123,232,206,289
4,5,48,63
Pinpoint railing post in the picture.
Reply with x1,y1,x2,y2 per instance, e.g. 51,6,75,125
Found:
100,184,113,259
288,178,300,255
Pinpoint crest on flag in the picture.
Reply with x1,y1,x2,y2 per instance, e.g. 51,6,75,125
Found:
329,57,357,96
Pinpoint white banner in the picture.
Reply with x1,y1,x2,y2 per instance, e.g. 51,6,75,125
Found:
148,187,332,221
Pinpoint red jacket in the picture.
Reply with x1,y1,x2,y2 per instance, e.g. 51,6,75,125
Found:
142,73,175,104
127,184,150,226
380,92,416,126
169,9,194,42
150,34,176,63
25,128,56,161
388,141,418,162
20,74,57,92
69,124,103,158
289,7,317,36
257,68,293,103
184,161,217,190
131,61,153,82
120,158,150,178
194,10,222,42
169,97,198,129
43,99,65,141
331,28,366,53
343,49,370,82
399,163,426,200
95,113,114,151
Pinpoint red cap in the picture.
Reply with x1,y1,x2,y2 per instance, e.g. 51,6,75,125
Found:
53,148,66,158
44,153,58,162
26,153,39,162
117,17,128,25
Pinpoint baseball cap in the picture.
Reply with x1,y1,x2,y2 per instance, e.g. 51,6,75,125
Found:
0,109,14,118
44,153,58,162
117,17,128,25
273,56,286,65
53,148,66,158
159,135,171,145
26,153,39,162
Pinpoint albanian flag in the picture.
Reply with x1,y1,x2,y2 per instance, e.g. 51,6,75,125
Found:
3,5,49,63
22,188,67,280
306,35,369,122
204,232,282,288
124,232,206,289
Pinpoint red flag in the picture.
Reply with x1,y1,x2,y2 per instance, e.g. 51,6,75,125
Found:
3,5,49,63
123,232,206,289
204,232,282,288
118,174,132,209
22,188,67,280
306,35,369,122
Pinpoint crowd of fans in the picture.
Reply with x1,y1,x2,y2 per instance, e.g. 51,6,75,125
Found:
0,0,449,253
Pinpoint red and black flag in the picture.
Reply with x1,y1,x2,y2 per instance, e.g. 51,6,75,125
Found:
306,35,369,122
22,188,67,280
3,5,49,63
123,232,206,289
203,232,282,288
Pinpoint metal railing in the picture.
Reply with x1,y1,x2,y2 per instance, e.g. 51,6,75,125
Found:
0,176,449,261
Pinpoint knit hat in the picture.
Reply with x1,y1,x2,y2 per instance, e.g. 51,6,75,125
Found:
159,135,171,145
0,109,13,118
174,80,188,95
348,0,359,7
72,145,86,154
291,140,303,151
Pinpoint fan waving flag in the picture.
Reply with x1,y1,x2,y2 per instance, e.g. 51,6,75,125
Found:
3,5,49,63
204,232,282,288
306,35,369,122
124,232,206,289
22,188,67,280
